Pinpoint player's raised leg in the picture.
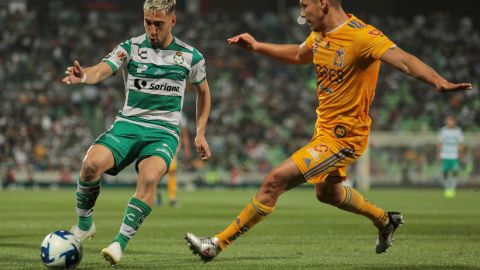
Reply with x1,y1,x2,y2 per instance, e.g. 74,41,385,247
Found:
315,177,404,253
186,158,305,261
102,156,167,265
71,144,114,242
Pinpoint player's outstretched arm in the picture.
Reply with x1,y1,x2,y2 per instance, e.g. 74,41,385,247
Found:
192,80,212,161
62,61,113,85
227,33,312,65
381,46,473,92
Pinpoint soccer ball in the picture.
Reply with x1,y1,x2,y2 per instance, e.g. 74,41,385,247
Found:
40,230,83,269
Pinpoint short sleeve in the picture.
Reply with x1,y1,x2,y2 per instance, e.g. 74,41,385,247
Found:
102,40,131,74
305,32,315,49
189,48,206,84
356,25,395,60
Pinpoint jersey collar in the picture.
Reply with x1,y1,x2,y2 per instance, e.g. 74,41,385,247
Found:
325,14,355,35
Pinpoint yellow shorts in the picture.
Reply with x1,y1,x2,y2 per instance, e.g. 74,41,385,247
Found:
169,155,178,171
291,132,367,184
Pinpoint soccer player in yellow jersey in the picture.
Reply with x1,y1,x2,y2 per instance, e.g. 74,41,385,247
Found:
186,0,473,261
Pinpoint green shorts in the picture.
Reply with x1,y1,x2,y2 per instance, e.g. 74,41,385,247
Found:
441,159,460,173
94,120,179,176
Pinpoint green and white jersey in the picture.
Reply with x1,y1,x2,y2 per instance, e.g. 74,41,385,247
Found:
102,34,206,140
438,126,464,160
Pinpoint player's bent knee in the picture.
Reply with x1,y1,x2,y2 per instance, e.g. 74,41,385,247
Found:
261,171,287,195
315,189,343,205
81,159,103,181
138,172,162,187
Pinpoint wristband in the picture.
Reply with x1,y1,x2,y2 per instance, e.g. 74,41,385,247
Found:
81,73,87,83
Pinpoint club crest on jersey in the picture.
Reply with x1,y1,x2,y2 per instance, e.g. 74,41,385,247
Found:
333,47,346,67
333,125,347,138
116,51,127,61
173,51,184,66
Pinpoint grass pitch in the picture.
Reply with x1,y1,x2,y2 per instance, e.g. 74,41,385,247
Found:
0,187,479,270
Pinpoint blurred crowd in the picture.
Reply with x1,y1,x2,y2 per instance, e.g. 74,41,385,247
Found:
0,5,479,179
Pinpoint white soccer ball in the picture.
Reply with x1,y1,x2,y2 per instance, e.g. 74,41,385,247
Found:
40,230,83,269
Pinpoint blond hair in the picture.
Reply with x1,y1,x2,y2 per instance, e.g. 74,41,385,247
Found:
144,0,176,14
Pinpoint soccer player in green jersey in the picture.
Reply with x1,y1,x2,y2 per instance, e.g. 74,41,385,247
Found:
437,116,464,198
62,0,211,265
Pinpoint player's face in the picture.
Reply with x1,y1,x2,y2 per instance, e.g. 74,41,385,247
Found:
299,0,326,32
144,9,176,48
446,116,456,128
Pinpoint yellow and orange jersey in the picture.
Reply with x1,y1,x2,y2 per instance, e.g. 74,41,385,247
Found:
305,14,395,139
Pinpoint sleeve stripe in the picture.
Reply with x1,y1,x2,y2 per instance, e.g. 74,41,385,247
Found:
103,59,118,74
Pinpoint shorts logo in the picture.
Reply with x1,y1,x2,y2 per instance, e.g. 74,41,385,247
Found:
333,125,347,138
303,158,312,168
155,147,172,159
306,143,329,162
106,133,120,143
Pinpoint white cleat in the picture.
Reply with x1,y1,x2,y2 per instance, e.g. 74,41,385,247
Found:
101,242,124,266
376,211,405,254
185,233,220,262
70,223,96,242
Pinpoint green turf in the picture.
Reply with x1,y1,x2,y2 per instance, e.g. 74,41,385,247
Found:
1,187,479,270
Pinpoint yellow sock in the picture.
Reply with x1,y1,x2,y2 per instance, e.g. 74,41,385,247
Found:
167,171,176,201
215,197,274,250
337,186,389,228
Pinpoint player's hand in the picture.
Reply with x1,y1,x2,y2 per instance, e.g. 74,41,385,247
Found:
194,134,211,160
62,60,85,85
227,33,258,51
436,80,473,92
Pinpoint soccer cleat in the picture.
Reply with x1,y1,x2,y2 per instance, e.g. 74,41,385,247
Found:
101,241,124,265
70,222,96,242
444,188,456,198
185,233,220,262
376,211,405,254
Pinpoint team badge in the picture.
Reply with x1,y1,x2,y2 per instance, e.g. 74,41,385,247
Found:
333,47,346,67
333,125,347,138
116,51,127,61
173,51,184,66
